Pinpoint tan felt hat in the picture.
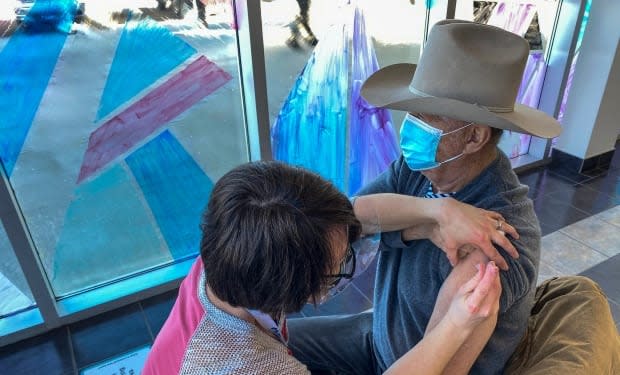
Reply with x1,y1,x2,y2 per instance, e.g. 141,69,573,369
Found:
361,19,562,139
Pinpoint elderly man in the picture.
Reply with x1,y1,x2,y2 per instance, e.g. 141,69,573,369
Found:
288,20,562,374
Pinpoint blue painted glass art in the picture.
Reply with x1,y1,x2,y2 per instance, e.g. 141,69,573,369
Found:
271,5,399,195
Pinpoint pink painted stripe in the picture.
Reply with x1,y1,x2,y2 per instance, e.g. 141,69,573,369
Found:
77,56,231,184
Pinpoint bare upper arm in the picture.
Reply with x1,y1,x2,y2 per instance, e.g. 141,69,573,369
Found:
425,249,498,375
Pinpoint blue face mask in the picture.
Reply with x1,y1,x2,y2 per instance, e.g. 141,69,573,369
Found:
399,114,472,171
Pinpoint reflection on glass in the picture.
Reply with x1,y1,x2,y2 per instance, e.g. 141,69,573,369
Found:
455,0,560,158
263,0,426,194
556,0,591,128
0,219,35,317
0,1,247,296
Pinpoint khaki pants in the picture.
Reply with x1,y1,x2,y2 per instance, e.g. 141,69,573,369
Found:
505,276,620,374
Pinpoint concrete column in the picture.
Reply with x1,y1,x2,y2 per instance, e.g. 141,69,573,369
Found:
553,0,620,171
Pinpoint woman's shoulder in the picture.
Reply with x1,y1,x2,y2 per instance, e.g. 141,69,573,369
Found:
180,321,309,374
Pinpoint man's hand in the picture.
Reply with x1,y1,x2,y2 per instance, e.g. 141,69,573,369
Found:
401,198,519,270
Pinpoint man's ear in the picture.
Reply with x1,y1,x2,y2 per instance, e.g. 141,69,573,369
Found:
462,125,492,154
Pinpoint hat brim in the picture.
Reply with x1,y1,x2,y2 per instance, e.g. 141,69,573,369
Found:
361,63,562,139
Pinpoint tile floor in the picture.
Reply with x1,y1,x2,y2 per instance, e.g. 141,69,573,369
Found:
1,145,619,374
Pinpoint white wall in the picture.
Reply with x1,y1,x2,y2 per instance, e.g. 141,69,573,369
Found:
555,0,620,159
586,41,620,157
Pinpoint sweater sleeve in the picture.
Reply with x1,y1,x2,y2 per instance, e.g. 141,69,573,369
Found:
494,199,541,314
355,156,403,196
455,154,542,315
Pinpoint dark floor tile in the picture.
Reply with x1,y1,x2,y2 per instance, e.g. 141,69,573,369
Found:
581,169,620,198
302,284,372,317
517,169,579,200
532,196,591,233
352,257,377,301
579,254,620,304
141,289,178,338
70,303,152,369
539,221,556,236
546,184,618,216
547,164,602,184
0,327,74,375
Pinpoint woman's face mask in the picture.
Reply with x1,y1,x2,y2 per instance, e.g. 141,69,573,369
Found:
399,114,472,171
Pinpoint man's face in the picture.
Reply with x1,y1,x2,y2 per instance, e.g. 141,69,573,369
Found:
408,113,470,180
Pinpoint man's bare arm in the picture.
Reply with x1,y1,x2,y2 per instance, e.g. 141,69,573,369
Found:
424,249,499,375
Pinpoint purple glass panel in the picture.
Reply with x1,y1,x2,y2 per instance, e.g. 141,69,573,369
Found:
487,2,536,36
271,22,349,191
348,7,399,195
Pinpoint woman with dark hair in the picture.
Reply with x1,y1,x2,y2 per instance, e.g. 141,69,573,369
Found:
143,161,512,374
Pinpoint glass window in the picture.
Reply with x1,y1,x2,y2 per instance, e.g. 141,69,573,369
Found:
262,0,428,195
0,219,35,318
0,1,247,297
556,0,591,127
454,0,561,158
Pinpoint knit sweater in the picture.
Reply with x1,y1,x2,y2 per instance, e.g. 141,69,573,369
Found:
143,258,309,375
357,151,541,374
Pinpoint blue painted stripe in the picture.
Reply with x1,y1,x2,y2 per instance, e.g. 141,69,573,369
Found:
0,27,69,175
125,131,213,260
96,19,196,121
53,164,167,296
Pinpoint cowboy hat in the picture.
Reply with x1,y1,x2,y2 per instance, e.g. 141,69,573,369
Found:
361,19,562,139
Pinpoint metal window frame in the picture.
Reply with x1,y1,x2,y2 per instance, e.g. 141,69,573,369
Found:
0,0,587,346
1,161,57,345
236,0,271,162
0,0,269,347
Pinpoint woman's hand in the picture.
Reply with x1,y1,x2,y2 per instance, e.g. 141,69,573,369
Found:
402,198,519,270
446,261,501,332
383,261,501,375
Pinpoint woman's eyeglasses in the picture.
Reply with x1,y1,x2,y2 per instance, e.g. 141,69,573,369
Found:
318,231,380,302
324,243,356,296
